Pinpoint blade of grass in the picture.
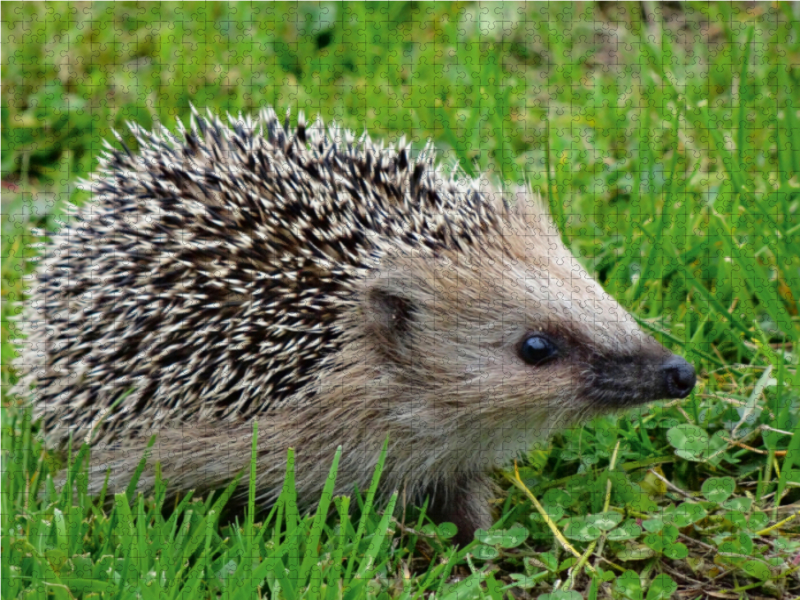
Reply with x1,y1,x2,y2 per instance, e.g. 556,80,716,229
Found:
345,437,389,581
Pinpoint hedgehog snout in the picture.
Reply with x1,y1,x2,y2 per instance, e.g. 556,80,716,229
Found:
584,351,696,407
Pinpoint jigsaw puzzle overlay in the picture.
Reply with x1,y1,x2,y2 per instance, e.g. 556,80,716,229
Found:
3,3,800,599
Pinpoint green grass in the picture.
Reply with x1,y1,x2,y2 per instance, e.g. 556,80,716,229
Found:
3,2,800,598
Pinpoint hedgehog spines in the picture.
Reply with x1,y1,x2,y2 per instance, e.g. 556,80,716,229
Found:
16,106,508,447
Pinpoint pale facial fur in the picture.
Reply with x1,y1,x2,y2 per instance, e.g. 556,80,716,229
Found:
333,191,681,488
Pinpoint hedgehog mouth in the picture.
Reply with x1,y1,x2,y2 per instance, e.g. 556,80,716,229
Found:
585,387,659,409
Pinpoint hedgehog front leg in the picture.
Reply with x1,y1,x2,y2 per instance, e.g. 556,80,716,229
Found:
424,474,496,546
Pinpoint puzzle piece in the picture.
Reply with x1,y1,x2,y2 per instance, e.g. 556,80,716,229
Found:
3,3,799,598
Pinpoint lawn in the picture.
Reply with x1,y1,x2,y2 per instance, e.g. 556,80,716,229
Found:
2,2,800,598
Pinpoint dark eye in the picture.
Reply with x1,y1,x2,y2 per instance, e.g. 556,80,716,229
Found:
520,335,558,365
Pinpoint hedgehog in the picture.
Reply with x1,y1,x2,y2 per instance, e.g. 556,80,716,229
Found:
13,106,696,545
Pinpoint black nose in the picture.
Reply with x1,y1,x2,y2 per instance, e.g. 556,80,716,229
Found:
661,356,696,399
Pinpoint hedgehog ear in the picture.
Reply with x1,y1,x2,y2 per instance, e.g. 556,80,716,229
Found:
364,287,417,350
